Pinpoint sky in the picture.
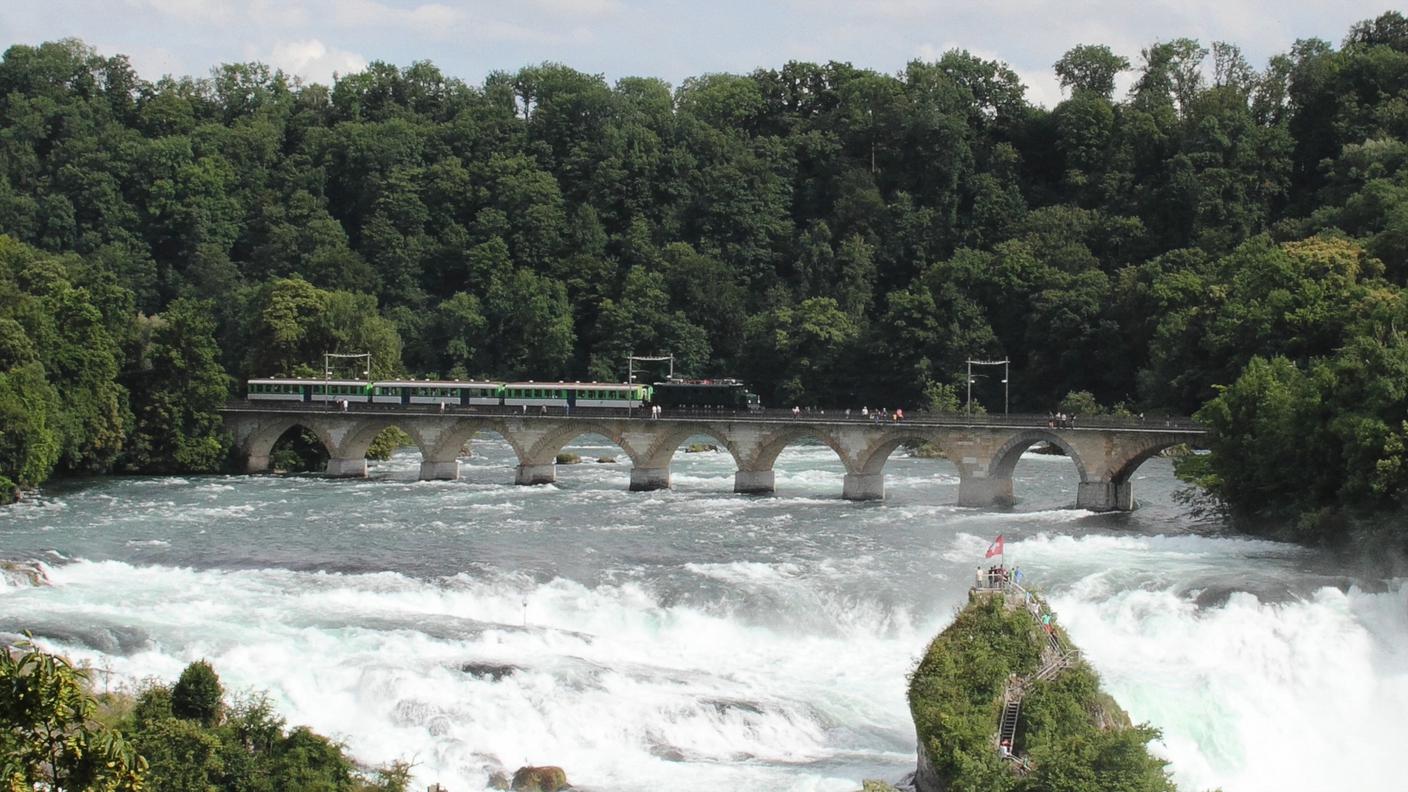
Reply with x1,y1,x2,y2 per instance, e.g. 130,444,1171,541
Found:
0,1,1397,107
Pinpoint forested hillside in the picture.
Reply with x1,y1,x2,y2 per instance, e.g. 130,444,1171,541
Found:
2,13,1408,533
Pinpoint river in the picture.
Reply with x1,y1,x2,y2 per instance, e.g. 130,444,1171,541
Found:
1,435,1404,792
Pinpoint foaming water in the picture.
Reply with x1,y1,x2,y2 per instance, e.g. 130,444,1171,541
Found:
1,436,1402,791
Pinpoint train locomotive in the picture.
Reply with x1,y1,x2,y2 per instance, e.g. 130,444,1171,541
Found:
648,378,761,412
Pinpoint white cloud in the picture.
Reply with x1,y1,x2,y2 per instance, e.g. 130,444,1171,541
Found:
124,0,233,24
330,0,466,37
527,0,622,17
267,38,367,84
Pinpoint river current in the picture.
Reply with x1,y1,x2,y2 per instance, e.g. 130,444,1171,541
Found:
1,435,1405,792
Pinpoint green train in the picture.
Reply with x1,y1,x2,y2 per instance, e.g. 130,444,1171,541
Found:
247,379,651,409
648,379,762,412
246,376,762,412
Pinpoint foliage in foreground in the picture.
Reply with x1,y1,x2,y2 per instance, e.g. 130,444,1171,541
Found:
121,659,411,792
1,642,411,792
0,639,145,791
908,595,1173,792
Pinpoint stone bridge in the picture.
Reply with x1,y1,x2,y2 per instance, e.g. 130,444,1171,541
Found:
221,404,1204,512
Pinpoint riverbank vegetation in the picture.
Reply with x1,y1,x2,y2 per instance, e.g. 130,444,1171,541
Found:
908,594,1173,792
1,13,1407,536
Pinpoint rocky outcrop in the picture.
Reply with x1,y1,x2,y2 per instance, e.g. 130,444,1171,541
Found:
460,662,521,681
908,587,1173,792
510,765,570,792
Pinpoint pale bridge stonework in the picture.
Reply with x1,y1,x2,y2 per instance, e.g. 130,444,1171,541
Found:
223,407,1204,512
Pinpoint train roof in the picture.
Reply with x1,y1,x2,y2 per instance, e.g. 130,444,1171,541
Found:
373,380,501,388
248,378,368,386
503,381,641,391
655,378,745,386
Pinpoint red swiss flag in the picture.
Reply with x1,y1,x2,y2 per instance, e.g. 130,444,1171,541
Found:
985,534,1004,558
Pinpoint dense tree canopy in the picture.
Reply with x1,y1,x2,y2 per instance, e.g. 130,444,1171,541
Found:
2,14,1408,536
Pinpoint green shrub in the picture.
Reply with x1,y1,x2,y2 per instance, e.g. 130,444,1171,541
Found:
366,427,412,461
171,660,223,727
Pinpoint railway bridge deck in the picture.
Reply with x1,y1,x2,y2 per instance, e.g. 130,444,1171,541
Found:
220,403,1205,511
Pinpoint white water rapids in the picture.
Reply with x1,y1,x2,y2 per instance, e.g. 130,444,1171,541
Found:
1,436,1404,791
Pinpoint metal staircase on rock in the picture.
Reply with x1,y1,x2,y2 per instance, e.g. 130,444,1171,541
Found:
982,576,1080,775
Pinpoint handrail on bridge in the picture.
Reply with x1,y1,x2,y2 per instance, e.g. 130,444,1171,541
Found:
219,400,1204,432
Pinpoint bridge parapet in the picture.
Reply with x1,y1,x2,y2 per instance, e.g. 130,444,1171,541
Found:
220,403,1204,511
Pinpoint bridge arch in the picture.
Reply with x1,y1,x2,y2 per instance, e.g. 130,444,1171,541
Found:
336,419,434,462
747,425,853,473
855,429,949,475
424,419,530,467
986,430,1091,484
524,422,644,467
638,424,744,471
1109,442,1175,485
243,418,337,473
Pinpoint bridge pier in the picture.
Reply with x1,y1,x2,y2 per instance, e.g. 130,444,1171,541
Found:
842,472,884,501
957,475,1014,508
419,460,460,480
629,466,671,491
246,454,270,474
516,463,556,486
1076,480,1134,511
734,470,775,494
325,457,368,478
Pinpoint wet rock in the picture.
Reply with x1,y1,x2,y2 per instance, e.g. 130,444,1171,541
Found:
555,453,581,465
487,771,511,790
460,662,521,681
511,765,569,792
685,443,718,453
0,560,50,588
595,456,616,463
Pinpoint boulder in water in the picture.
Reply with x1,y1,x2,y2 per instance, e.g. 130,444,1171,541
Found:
0,560,49,587
555,453,581,465
510,765,569,792
487,771,511,790
460,662,521,681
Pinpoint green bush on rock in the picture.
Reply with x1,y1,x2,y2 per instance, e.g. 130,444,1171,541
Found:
907,593,1174,792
